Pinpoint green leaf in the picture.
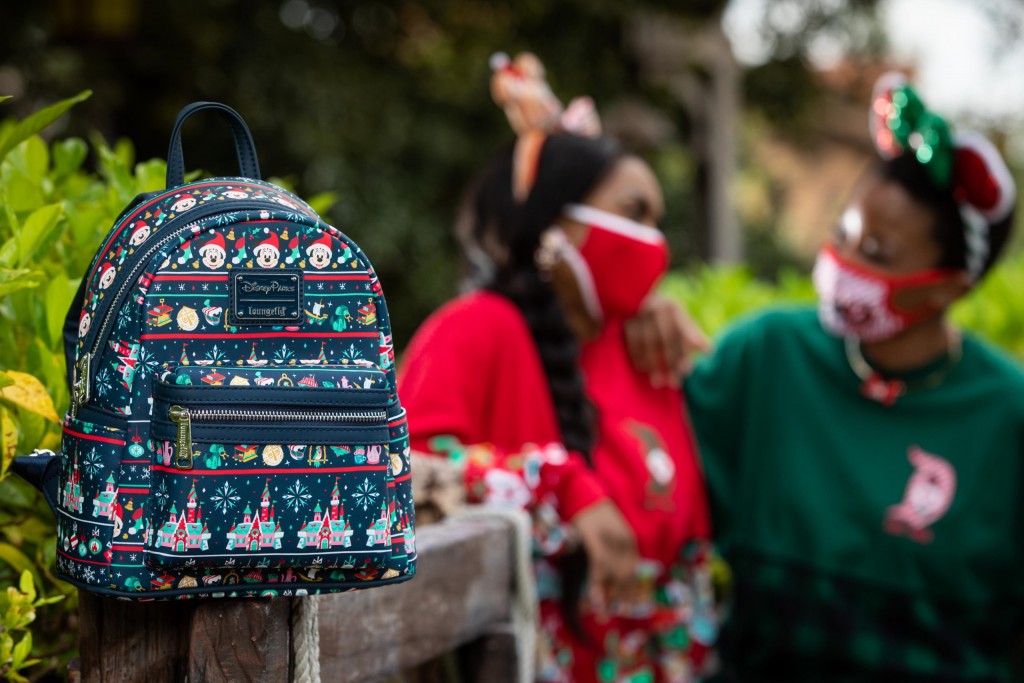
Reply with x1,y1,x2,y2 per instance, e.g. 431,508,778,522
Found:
0,173,44,214
18,570,34,601
0,408,16,478
0,96,11,104
0,372,12,388
53,137,88,179
44,274,76,349
11,631,32,669
0,546,42,595
8,136,49,184
91,133,134,202
15,204,64,267
0,477,43,515
0,371,60,423
133,158,167,193
0,269,45,297
0,90,92,165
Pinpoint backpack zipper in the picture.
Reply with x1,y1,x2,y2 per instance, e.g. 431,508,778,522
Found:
72,199,320,415
167,404,387,469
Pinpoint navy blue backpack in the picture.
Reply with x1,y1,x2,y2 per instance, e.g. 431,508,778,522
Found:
16,102,416,598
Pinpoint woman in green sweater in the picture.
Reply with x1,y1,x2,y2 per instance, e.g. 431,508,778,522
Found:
633,73,1022,680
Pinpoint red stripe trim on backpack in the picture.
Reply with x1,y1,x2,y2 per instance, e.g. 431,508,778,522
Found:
150,464,388,476
306,274,371,281
64,428,127,446
152,275,231,282
140,331,378,340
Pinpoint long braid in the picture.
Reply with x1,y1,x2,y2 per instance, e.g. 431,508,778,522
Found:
458,133,621,636
491,269,594,459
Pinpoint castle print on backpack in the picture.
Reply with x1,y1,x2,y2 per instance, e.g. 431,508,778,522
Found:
14,102,416,599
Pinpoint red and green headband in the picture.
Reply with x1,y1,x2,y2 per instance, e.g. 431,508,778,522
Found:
870,72,1017,278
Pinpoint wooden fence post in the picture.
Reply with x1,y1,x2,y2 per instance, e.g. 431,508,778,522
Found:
77,592,293,683
317,517,517,683
74,516,518,682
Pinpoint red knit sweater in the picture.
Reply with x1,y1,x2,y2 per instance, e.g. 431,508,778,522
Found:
398,290,709,547
399,291,715,682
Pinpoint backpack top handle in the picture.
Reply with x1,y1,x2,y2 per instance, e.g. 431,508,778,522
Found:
165,101,261,189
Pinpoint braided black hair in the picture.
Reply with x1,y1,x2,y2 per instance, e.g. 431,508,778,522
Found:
456,132,623,635
875,152,1015,278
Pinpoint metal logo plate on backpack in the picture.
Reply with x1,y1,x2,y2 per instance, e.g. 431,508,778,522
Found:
230,271,303,324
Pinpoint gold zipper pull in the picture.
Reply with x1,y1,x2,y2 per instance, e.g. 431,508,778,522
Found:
71,354,92,418
169,405,193,469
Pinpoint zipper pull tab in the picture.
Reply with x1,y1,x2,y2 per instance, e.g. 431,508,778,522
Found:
169,405,193,469
71,354,92,418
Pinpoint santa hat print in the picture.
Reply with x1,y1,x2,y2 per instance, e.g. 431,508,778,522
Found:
306,233,332,257
98,263,116,285
129,221,150,241
255,232,280,256
199,232,227,256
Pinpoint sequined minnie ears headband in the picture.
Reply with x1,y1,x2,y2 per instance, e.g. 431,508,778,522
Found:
870,71,1016,279
489,52,602,201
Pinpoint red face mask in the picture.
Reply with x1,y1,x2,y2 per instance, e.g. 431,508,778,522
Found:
812,245,959,342
560,204,669,322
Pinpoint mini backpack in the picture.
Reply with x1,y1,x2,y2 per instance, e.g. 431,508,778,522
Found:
14,102,416,599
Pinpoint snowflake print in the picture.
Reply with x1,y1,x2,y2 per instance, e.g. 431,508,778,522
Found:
82,567,95,582
210,482,241,514
117,301,133,331
154,479,170,506
137,346,161,378
282,480,312,513
94,367,113,397
351,478,380,512
83,447,105,477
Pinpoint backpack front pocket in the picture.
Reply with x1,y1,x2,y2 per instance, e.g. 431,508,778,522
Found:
147,374,393,572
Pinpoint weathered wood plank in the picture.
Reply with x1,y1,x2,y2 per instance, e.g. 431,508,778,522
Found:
188,598,292,683
78,593,292,683
317,517,514,682
458,623,520,683
78,592,194,683
78,517,516,682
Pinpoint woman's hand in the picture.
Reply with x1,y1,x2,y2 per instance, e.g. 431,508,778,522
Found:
571,499,639,609
624,293,709,388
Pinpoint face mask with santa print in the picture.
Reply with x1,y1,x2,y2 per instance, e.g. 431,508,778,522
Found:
812,244,960,342
556,203,670,323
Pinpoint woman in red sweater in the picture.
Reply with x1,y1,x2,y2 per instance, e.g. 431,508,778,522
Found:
399,53,715,682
